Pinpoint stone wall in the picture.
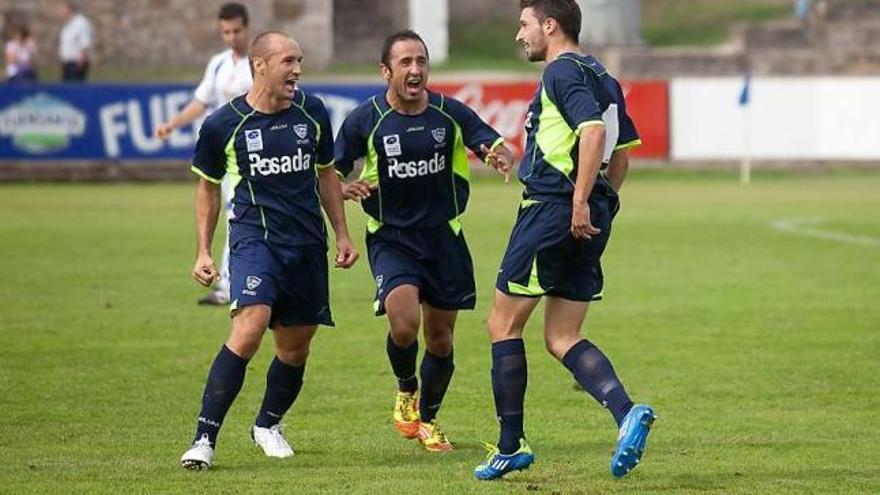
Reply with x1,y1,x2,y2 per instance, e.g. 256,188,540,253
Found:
0,0,333,71
331,0,409,65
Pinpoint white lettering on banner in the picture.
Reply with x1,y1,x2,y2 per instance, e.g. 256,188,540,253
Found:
99,91,199,157
128,98,163,153
163,91,195,147
387,152,445,179
99,102,127,157
248,150,312,176
448,83,531,155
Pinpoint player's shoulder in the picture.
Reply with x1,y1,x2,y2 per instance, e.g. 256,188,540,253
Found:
344,95,383,126
429,91,478,121
296,89,330,116
203,96,248,131
546,53,608,83
205,49,233,71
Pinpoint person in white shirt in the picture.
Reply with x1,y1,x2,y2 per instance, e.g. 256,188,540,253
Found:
156,2,253,306
58,1,93,82
5,22,38,83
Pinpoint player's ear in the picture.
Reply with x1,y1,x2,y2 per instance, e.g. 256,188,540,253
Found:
543,16,557,36
380,63,391,82
252,56,266,75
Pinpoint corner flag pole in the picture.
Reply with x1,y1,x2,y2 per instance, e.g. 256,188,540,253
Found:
739,69,752,185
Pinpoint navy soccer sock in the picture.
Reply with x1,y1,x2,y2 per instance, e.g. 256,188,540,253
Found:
491,339,528,454
418,349,455,422
562,339,634,427
194,345,249,446
254,357,306,428
386,332,419,393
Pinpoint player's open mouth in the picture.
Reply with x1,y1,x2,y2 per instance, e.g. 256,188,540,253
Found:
284,78,297,90
405,79,422,91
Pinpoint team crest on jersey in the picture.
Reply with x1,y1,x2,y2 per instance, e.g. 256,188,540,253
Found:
245,129,263,152
293,123,308,139
383,134,402,157
431,127,446,144
246,276,262,291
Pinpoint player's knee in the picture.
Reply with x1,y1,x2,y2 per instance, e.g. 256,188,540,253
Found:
226,335,261,359
544,334,580,361
425,332,453,357
487,313,522,342
276,347,309,367
389,323,419,347
387,309,420,345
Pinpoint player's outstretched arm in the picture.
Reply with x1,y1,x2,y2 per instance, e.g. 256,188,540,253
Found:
606,149,630,192
571,124,606,240
193,178,221,286
156,100,208,140
318,167,359,269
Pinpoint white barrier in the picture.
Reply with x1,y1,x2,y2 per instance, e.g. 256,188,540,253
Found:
671,77,880,161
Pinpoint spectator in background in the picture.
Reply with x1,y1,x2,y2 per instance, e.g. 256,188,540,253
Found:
155,2,253,306
795,0,812,22
58,0,93,82
5,22,37,83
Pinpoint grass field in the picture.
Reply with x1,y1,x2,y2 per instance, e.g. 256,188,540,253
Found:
1,170,878,494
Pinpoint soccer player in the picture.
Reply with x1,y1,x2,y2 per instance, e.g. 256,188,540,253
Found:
334,30,514,452
156,2,253,306
473,0,656,480
179,31,358,470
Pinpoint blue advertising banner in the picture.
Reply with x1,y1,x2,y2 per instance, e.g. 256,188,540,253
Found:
0,84,383,160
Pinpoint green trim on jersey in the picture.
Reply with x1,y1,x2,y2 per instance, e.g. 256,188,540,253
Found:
429,95,470,234
225,106,260,236
536,86,579,182
615,138,642,151
190,166,221,184
362,97,394,233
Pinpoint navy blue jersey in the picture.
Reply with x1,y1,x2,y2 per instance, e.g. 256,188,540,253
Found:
335,91,503,233
519,53,640,202
191,90,335,248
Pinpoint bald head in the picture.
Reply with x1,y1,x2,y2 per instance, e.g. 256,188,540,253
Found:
251,31,297,61
248,30,304,102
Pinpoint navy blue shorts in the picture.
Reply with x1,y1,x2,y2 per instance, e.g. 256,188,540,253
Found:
496,180,620,302
366,224,476,316
229,236,333,327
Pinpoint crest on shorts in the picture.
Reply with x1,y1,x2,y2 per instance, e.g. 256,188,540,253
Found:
293,123,308,139
246,276,262,291
375,274,383,288
431,127,446,144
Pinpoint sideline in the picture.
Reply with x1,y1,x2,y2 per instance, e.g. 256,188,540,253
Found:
770,218,880,247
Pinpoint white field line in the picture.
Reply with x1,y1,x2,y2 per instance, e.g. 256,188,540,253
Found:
770,218,880,247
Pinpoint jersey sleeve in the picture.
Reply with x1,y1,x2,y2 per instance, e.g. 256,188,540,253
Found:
191,117,226,183
443,96,504,161
193,55,219,106
609,79,641,150
310,98,335,169
333,103,371,178
545,59,604,134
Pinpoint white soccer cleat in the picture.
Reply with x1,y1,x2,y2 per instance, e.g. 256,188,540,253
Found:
251,425,294,458
180,433,214,470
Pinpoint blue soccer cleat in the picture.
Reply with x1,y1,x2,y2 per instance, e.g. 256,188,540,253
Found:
611,404,656,478
474,439,535,480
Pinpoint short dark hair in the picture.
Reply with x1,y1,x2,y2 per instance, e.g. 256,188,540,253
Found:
520,0,581,43
218,2,249,26
381,30,429,67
